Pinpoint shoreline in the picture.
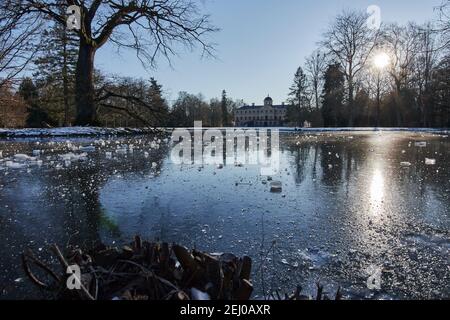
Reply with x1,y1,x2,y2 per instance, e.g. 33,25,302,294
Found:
0,127,448,139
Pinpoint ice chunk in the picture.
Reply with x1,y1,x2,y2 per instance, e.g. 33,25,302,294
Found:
14,154,36,161
32,150,41,156
59,152,87,161
29,159,43,166
190,288,210,301
79,145,96,152
414,142,427,148
270,181,283,193
400,162,412,167
425,158,436,165
105,152,112,159
0,150,3,158
116,146,128,154
6,161,26,169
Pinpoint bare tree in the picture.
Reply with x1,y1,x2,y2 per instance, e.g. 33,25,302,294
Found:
95,76,168,127
382,23,422,126
305,50,327,109
1,0,217,125
414,23,439,126
436,0,449,49
322,10,380,126
0,8,42,88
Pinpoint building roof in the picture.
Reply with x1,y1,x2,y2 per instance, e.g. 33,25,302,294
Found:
238,104,288,111
264,96,273,103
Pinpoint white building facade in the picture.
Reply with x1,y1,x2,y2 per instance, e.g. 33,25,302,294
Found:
234,96,288,127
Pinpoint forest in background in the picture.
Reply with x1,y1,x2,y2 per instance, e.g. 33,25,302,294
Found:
0,1,449,128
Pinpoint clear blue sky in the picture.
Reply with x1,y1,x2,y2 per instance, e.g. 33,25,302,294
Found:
96,0,443,105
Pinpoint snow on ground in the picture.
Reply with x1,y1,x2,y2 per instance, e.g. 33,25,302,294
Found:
0,134,168,172
0,127,163,138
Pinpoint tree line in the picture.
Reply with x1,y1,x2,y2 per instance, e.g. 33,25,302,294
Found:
287,3,450,128
0,0,218,127
1,74,240,128
1,1,449,128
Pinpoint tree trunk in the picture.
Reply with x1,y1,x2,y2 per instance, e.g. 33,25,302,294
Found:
75,41,96,126
376,73,381,127
62,29,69,127
348,78,354,127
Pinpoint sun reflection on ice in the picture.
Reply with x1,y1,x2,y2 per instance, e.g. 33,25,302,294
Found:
369,169,385,216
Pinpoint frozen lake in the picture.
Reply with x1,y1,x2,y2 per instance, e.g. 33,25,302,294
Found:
0,131,449,299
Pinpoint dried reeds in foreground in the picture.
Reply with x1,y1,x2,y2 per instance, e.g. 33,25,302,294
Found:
22,236,341,300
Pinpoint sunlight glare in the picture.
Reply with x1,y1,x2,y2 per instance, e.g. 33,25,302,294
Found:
369,169,385,215
374,52,390,70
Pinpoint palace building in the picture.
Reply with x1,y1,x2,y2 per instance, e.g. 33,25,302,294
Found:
234,96,288,127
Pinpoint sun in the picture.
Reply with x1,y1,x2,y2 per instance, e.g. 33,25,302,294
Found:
373,52,390,70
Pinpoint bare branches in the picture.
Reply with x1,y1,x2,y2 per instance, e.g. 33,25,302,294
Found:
0,4,43,87
322,10,380,80
435,0,450,50
92,0,218,67
321,10,381,125
95,75,168,126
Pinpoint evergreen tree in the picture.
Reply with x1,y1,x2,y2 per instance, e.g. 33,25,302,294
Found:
221,90,229,127
288,67,310,126
321,63,345,127
148,77,169,125
19,77,55,128
33,2,78,126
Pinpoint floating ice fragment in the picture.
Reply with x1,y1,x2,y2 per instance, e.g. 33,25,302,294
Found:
80,145,96,152
400,162,412,167
191,288,210,300
116,146,128,154
59,152,88,161
6,161,26,169
105,152,112,159
29,159,43,166
425,158,436,165
270,181,283,193
152,162,158,168
32,150,41,156
414,142,427,148
14,154,36,161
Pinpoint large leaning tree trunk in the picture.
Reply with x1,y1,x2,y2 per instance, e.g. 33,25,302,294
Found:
2,0,216,126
